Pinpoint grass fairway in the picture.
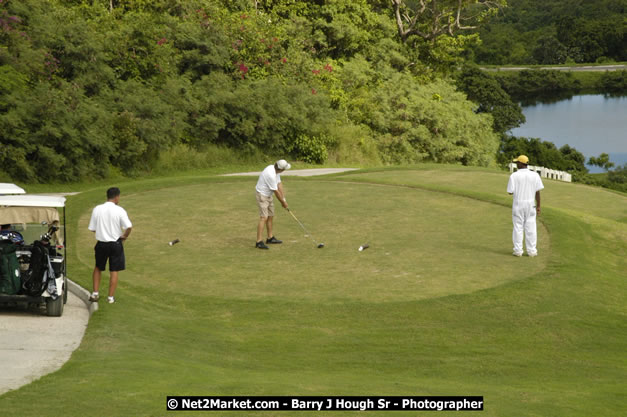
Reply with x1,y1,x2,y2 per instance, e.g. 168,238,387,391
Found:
1,166,625,417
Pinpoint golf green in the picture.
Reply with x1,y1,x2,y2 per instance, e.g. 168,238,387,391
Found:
77,180,549,303
2,167,624,417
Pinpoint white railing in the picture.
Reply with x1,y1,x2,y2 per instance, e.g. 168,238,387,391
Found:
508,163,572,182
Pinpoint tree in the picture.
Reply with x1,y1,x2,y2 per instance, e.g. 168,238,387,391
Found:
368,75,500,166
456,65,524,133
532,35,568,65
607,164,627,192
498,136,588,177
559,144,586,172
588,153,615,171
391,0,506,42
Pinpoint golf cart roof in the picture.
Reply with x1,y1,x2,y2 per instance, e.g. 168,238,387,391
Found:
0,195,65,225
0,183,26,195
0,195,66,208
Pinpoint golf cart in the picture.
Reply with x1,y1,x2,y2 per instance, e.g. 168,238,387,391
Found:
0,194,68,317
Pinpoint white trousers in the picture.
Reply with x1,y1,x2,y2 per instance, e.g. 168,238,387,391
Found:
512,202,538,255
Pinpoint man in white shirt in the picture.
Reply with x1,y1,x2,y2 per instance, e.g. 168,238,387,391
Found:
507,155,544,257
255,160,290,249
88,187,132,303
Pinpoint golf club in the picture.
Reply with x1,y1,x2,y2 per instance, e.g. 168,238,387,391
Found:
286,209,324,248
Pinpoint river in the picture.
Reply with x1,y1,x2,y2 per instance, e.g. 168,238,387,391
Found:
509,94,627,173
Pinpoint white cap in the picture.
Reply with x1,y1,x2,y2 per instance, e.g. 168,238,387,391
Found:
276,159,291,170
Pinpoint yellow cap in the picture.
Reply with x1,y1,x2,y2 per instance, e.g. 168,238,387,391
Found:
513,155,529,164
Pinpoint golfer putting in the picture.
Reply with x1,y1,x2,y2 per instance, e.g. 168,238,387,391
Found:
255,160,290,249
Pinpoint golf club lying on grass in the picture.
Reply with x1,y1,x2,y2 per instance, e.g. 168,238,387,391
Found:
286,208,324,248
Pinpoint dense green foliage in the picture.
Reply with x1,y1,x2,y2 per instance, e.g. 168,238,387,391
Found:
589,153,615,171
498,136,589,179
495,70,582,101
606,164,627,192
455,65,525,133
474,69,627,104
599,69,627,93
0,0,503,183
498,136,626,193
472,0,627,65
580,163,627,193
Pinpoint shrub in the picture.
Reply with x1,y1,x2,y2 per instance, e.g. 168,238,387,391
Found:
607,164,627,192
456,65,525,134
188,73,336,157
599,70,627,94
154,143,262,173
494,70,580,101
286,134,333,164
327,123,380,166
498,136,589,179
368,76,499,167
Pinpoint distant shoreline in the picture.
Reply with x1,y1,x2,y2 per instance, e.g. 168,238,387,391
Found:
510,94,627,172
482,64,627,72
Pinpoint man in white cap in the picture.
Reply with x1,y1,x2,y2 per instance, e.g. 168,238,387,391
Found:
255,160,290,249
507,155,544,257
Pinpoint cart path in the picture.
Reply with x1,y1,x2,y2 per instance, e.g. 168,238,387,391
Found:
0,291,89,395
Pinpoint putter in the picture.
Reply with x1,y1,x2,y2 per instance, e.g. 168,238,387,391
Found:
287,209,324,248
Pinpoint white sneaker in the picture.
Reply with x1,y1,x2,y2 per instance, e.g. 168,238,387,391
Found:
512,252,523,257
528,253,538,257
107,296,115,304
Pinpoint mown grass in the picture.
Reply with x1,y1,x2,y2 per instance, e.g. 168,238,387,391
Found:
0,165,625,417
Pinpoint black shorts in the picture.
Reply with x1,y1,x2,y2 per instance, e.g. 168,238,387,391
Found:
94,240,126,272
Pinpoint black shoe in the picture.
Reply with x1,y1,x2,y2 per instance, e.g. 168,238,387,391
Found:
256,241,269,249
266,236,282,244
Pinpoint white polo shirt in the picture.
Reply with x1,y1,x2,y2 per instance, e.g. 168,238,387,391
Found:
88,201,132,242
507,168,544,205
255,165,281,197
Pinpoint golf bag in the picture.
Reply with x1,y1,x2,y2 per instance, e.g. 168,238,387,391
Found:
0,239,21,295
21,240,58,299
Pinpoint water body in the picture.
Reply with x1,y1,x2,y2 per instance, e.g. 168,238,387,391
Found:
509,95,627,173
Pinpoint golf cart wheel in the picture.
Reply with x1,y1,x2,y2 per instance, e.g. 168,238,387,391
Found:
63,277,68,304
46,294,64,317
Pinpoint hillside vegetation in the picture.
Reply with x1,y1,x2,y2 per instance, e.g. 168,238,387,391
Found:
472,0,626,65
0,0,504,183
